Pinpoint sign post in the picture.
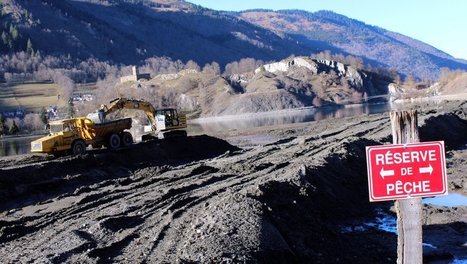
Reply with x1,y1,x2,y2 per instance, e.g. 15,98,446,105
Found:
365,110,448,264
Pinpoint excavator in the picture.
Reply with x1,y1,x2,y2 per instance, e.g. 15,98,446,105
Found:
88,97,187,140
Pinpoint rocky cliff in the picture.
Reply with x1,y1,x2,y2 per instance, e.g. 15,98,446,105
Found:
115,56,392,116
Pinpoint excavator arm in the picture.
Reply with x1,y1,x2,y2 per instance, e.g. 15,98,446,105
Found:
97,97,187,139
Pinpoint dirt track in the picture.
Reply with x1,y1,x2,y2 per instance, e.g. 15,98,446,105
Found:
0,101,466,263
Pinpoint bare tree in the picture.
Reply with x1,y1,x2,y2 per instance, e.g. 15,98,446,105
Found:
439,67,464,84
5,118,21,134
404,74,416,88
22,113,44,132
238,58,262,73
184,60,200,71
224,61,239,76
142,56,184,75
202,62,221,76
316,50,332,60
52,71,75,101
346,55,363,69
351,91,363,103
95,75,119,102
224,58,263,76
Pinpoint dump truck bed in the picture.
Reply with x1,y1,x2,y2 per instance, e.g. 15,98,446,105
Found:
93,118,132,139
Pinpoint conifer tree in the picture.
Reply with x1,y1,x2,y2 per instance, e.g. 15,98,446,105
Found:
39,107,48,124
0,114,5,135
9,120,18,134
67,99,75,118
27,38,34,55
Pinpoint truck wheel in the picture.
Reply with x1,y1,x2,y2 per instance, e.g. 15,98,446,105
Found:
72,140,86,155
121,132,133,147
108,133,120,150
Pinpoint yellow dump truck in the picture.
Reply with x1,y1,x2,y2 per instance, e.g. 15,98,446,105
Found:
31,117,133,155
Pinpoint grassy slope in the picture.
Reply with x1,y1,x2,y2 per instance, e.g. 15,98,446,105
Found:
0,82,61,113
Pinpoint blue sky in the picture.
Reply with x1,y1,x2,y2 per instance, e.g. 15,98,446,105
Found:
188,0,467,60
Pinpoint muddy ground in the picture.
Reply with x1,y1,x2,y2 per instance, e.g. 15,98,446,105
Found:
0,100,466,263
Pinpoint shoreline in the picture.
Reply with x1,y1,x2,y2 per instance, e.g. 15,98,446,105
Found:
392,92,467,104
0,133,46,141
190,92,467,124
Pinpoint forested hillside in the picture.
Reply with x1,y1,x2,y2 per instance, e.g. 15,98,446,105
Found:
0,0,465,81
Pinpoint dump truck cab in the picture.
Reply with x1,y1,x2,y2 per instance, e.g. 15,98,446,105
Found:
31,118,95,155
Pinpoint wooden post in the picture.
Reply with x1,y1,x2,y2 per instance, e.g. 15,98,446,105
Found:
390,110,422,264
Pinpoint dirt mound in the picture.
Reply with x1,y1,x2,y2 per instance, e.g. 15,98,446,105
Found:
254,138,398,263
420,113,467,150
0,102,466,263
218,90,307,115
0,135,239,211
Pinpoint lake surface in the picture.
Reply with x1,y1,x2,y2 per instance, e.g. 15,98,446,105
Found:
423,193,467,207
1,102,393,157
0,135,42,157
189,102,392,134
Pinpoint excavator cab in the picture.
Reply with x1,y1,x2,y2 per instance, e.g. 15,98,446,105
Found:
155,108,180,129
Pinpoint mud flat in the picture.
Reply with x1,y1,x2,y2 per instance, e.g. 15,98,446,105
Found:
0,100,466,263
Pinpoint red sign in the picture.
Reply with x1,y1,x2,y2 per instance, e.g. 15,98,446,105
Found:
366,141,447,202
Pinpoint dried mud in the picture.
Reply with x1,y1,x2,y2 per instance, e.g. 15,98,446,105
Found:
0,101,466,263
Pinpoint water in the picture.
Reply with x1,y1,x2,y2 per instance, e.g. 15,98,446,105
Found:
341,193,467,235
0,135,42,157
189,102,392,134
423,193,467,207
340,208,397,234
0,101,402,157
340,208,467,263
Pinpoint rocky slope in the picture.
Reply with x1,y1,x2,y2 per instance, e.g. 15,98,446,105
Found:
0,100,466,263
118,56,392,116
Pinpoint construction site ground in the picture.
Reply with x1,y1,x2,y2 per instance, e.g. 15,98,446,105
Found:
0,100,466,263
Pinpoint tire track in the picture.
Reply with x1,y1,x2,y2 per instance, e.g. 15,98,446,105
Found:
0,114,412,263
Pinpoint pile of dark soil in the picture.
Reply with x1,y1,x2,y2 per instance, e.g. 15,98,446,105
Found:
0,135,239,211
0,101,466,263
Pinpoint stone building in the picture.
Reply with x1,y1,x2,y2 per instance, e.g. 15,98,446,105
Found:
120,66,151,83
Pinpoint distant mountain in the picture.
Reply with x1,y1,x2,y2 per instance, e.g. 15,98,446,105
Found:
0,0,308,67
237,10,467,80
1,0,466,80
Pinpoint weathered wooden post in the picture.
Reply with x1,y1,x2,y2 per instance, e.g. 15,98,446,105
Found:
390,110,422,264
367,110,447,262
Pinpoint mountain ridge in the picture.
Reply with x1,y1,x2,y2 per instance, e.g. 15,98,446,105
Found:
0,0,465,80
237,9,467,80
